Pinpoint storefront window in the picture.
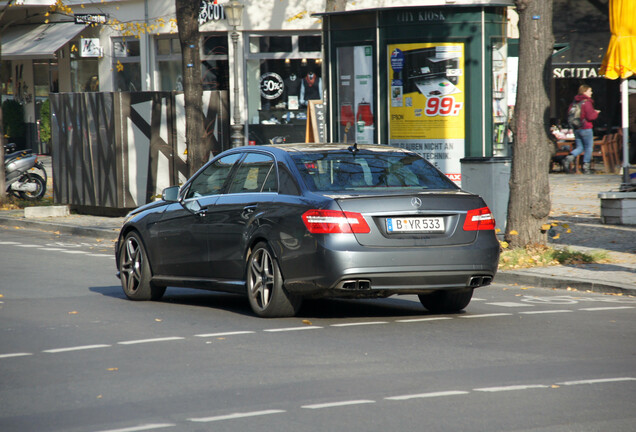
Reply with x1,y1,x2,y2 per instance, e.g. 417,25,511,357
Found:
336,45,375,144
492,40,510,156
202,34,229,91
113,38,141,92
246,32,322,145
156,34,229,91
1,61,13,96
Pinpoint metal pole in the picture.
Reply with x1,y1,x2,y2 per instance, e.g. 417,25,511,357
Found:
230,30,243,147
620,79,630,188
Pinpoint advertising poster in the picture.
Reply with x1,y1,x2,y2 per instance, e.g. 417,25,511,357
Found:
388,43,465,184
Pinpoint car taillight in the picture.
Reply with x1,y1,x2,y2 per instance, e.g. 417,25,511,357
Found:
463,207,496,231
302,209,370,234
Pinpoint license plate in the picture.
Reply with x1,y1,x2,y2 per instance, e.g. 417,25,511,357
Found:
386,216,445,233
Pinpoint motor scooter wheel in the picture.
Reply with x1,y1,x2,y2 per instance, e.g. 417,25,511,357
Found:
17,173,46,200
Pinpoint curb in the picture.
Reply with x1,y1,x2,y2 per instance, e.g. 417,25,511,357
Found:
495,271,635,296
0,215,120,240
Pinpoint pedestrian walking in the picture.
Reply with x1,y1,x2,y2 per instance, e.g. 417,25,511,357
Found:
562,85,600,174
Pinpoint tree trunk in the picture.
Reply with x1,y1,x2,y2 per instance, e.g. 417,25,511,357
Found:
506,0,554,247
176,0,207,177
0,1,15,198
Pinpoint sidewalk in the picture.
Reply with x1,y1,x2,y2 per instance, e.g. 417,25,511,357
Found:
1,164,634,296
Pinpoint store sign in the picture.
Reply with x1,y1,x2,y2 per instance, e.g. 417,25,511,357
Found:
260,72,284,100
387,42,465,185
553,66,600,79
74,14,107,24
395,10,446,23
199,1,226,25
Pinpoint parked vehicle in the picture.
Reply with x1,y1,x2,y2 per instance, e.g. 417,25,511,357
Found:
115,143,500,317
4,143,47,200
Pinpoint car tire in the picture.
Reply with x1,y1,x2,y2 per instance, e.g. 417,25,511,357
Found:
418,289,473,313
246,242,302,318
119,232,166,301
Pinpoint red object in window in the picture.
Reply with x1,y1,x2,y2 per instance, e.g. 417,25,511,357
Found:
340,104,354,126
356,102,373,125
463,207,496,231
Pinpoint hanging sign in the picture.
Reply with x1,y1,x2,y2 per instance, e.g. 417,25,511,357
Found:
74,14,107,25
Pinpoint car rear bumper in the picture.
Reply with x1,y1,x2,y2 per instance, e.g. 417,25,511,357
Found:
279,233,500,298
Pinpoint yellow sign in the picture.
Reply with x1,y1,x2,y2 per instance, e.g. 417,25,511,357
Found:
388,43,465,183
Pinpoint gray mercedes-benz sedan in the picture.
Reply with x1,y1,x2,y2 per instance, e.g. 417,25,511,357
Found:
115,143,499,317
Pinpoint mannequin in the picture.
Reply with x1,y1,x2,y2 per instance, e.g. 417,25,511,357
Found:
284,73,301,103
300,71,323,106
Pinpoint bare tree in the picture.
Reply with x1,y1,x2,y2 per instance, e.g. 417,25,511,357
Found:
506,0,554,247
176,0,208,176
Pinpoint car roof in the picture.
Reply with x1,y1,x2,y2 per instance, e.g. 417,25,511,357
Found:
248,143,411,154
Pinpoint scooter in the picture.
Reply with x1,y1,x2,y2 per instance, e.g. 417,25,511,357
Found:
4,143,47,200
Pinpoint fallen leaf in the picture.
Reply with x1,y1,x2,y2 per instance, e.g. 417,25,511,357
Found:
107,368,118,371
68,311,78,315
155,318,162,322
510,230,518,235
302,320,312,325
551,385,560,389
541,224,551,231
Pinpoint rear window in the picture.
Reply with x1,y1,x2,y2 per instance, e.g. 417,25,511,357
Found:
291,149,457,192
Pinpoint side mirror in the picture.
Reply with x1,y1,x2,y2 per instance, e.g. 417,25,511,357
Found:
162,186,180,202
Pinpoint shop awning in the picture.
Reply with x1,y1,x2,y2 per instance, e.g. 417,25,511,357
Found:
1,22,86,60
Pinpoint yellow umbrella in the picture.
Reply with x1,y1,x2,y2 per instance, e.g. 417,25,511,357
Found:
599,0,636,187
599,0,636,79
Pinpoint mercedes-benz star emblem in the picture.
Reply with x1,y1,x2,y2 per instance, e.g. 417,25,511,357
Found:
411,197,422,208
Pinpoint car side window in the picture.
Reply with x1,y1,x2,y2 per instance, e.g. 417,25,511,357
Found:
227,153,277,194
186,153,242,199
278,163,300,195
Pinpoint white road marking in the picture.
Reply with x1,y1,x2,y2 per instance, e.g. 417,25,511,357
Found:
474,384,549,392
263,326,323,332
195,331,255,338
331,321,388,327
520,310,573,315
15,244,41,248
396,317,454,323
460,313,513,319
302,400,375,409
189,409,285,422
38,247,67,251
43,344,111,353
118,337,185,345
0,352,33,359
0,241,20,245
95,424,176,432
579,306,635,312
386,390,469,400
557,377,636,386
486,302,533,308
60,250,88,254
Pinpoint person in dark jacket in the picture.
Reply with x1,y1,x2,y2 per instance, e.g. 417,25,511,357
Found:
562,85,600,174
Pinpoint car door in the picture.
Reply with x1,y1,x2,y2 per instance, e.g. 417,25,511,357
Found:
206,152,278,281
150,153,243,278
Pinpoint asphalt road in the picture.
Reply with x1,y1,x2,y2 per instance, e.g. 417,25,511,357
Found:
1,226,635,432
